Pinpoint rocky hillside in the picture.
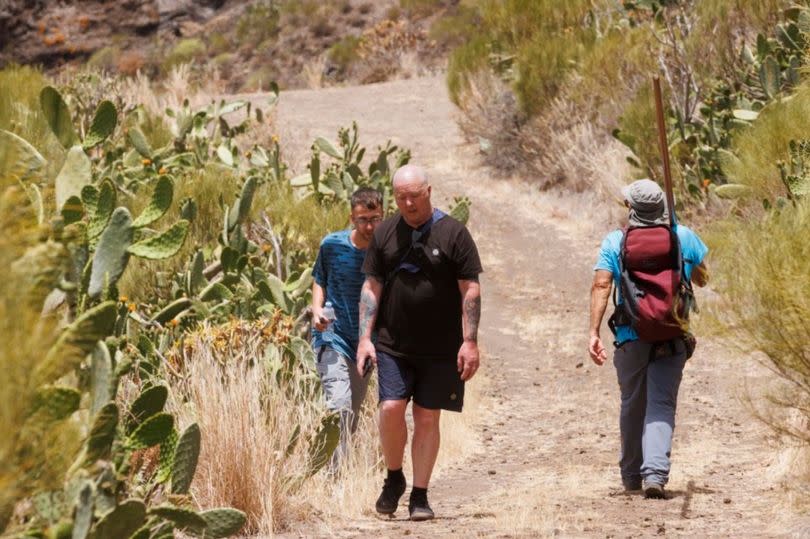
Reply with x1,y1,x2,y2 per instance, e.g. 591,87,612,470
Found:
0,0,458,91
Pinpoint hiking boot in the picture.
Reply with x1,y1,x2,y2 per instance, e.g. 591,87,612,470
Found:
643,481,666,500
375,476,406,515
623,478,642,492
408,492,435,521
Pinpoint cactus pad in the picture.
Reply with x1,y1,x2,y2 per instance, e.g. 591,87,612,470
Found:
0,129,47,183
195,508,247,538
84,402,119,465
170,423,201,495
34,301,117,384
88,499,146,539
127,385,169,433
34,385,81,420
127,220,188,260
90,342,113,416
132,176,174,228
83,101,118,150
89,207,133,298
307,413,340,477
40,86,77,149
127,412,174,449
148,506,207,533
128,127,153,159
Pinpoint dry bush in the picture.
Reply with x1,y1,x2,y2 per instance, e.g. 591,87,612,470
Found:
169,324,321,533
302,54,327,89
119,64,227,118
454,70,534,177
116,50,146,77
168,321,382,533
165,315,490,532
455,68,632,210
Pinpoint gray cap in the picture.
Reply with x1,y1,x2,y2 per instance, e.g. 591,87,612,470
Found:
621,179,664,212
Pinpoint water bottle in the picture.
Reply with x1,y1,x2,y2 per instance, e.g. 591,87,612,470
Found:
321,301,336,331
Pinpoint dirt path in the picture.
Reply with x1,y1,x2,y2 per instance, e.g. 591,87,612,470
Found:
257,76,806,538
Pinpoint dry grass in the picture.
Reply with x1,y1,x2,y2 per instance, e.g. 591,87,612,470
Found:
120,64,229,117
454,70,531,176
171,329,309,533
302,54,327,90
484,465,606,537
168,319,489,533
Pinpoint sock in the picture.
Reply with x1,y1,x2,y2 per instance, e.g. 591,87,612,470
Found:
410,486,427,501
387,468,405,483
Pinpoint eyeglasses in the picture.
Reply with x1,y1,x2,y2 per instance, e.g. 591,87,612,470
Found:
354,216,383,226
394,188,428,203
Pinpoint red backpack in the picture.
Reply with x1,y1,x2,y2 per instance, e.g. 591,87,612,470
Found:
610,225,696,343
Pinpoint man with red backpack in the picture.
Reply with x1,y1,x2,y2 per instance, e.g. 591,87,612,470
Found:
589,178,709,499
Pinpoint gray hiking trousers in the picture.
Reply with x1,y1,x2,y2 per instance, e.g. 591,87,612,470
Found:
613,338,688,487
314,346,370,471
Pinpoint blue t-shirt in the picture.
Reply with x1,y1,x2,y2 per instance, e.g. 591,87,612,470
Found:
311,230,367,361
594,224,708,344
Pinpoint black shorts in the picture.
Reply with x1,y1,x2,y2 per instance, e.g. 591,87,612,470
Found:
376,350,464,412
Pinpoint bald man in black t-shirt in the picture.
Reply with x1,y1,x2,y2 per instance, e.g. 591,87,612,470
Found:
357,164,483,521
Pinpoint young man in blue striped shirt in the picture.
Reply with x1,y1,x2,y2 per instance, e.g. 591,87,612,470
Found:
311,187,384,470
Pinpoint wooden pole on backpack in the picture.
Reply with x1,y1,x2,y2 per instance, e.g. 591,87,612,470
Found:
653,76,677,226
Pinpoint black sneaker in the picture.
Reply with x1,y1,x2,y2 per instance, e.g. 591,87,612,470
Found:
643,481,666,499
623,478,642,491
408,493,435,521
375,476,406,515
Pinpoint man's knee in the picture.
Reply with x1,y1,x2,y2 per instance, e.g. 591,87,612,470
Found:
412,405,441,431
379,399,407,419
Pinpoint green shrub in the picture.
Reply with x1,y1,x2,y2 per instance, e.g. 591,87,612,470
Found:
400,0,449,18
447,36,491,106
208,32,232,56
236,1,280,47
429,4,481,48
614,84,664,181
707,200,810,442
328,35,362,74
162,38,207,72
725,84,810,201
446,0,601,116
87,45,122,72
0,65,65,179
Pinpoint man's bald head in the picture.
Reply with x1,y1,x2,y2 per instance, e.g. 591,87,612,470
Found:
393,164,429,189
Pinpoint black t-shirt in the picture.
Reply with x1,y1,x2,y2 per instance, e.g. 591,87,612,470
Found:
362,212,483,360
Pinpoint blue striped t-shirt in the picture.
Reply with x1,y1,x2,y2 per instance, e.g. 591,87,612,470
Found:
311,229,366,361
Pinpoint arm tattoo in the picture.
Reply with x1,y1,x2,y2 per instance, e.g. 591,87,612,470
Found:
463,294,481,343
359,279,380,339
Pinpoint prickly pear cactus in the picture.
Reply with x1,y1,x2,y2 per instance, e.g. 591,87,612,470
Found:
127,220,188,260
194,508,247,538
40,86,77,149
127,385,169,433
89,207,133,299
126,412,174,450
148,506,207,534
170,423,201,495
88,499,146,539
87,180,117,240
34,386,81,421
34,301,117,384
83,100,118,150
307,413,340,477
132,176,174,228
127,127,153,159
90,342,113,416
0,129,47,183
84,403,119,465
55,146,92,211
